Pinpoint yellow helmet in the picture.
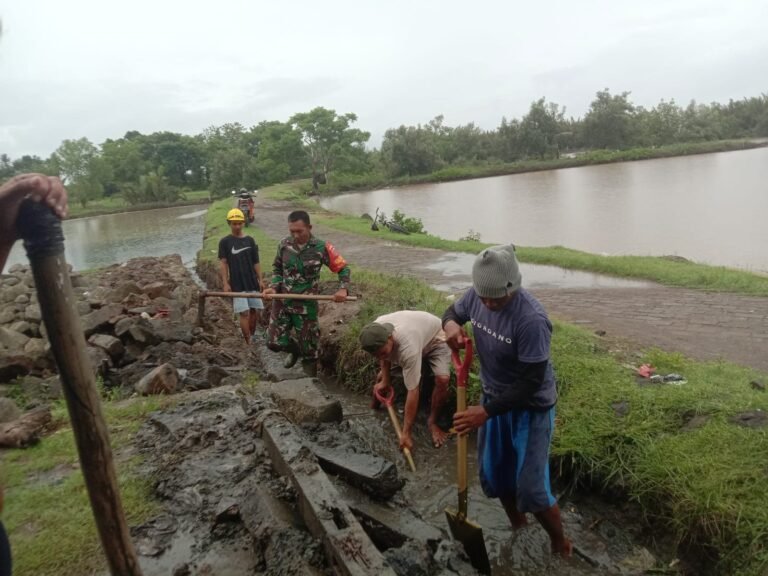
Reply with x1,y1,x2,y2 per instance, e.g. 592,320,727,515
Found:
226,208,245,222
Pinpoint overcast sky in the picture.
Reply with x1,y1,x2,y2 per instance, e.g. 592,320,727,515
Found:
1,0,767,158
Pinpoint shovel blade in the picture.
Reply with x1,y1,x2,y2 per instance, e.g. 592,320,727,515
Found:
445,508,491,575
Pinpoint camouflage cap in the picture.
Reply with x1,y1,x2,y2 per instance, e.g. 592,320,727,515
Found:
359,322,394,354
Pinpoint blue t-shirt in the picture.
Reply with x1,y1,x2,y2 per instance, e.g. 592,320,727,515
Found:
453,288,557,409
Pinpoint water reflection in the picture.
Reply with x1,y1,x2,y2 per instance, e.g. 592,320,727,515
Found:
6,205,208,271
321,148,768,272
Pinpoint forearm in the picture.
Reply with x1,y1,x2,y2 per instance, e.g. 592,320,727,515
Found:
442,303,466,328
337,266,351,291
402,388,420,435
219,261,229,287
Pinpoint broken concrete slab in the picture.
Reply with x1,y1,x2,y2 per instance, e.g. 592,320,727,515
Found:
260,412,397,576
262,378,343,424
310,443,404,500
239,480,326,576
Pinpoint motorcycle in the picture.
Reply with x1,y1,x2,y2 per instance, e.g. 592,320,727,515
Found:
371,207,410,235
231,190,255,226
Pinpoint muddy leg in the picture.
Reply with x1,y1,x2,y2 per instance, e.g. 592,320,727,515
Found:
238,311,251,345
499,496,529,529
248,308,259,337
533,504,572,557
428,375,449,447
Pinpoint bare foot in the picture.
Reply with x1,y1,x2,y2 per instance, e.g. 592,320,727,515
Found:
551,537,573,558
429,423,448,447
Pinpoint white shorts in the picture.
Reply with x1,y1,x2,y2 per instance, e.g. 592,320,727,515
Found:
233,294,264,314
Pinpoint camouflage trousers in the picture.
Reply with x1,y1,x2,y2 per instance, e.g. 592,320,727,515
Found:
267,299,320,360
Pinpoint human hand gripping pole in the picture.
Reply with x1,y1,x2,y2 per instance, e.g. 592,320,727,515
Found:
374,386,417,473
16,200,143,576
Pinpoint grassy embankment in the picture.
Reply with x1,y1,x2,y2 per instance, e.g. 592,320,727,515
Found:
0,395,177,576
263,181,768,297
66,189,211,219
200,195,768,575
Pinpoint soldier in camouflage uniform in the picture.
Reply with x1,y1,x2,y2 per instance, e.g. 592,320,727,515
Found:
262,210,351,374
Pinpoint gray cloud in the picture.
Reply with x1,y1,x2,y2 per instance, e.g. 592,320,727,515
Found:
1,0,767,157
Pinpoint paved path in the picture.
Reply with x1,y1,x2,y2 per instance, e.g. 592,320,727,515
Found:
255,201,768,373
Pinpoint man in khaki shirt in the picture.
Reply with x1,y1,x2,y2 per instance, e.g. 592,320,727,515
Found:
359,310,452,450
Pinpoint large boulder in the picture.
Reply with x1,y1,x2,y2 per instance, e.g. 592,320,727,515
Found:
0,305,17,324
135,363,179,396
143,282,172,300
1,276,20,287
23,338,49,363
76,301,92,316
8,320,37,337
0,326,30,351
149,320,193,344
88,333,125,362
80,303,125,337
116,317,160,347
24,304,42,323
108,281,142,304
1,284,27,304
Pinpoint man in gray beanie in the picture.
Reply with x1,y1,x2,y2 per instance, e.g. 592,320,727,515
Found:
442,244,572,558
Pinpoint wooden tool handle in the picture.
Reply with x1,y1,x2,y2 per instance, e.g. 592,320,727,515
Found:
456,386,468,516
386,405,417,472
18,201,143,576
204,290,357,301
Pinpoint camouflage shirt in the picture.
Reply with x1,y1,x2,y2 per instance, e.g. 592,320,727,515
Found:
271,235,351,314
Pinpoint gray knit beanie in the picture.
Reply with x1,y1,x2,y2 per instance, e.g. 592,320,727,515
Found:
472,244,522,298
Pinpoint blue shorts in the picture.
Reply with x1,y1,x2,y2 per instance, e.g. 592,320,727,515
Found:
477,402,557,513
233,294,264,315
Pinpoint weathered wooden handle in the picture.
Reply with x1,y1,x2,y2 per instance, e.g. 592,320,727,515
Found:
17,200,143,576
386,405,417,472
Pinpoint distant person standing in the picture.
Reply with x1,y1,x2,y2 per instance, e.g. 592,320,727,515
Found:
218,208,265,344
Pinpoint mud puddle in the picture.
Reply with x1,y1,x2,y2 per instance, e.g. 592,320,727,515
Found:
425,252,655,292
312,377,670,575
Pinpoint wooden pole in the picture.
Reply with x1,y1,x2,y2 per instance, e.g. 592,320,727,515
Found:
204,290,357,302
17,201,143,576
385,405,417,472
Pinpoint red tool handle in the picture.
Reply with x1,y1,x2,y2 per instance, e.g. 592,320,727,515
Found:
374,385,395,407
451,337,473,389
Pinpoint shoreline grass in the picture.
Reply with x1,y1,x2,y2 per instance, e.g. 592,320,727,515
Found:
312,211,768,297
203,200,768,575
66,189,211,219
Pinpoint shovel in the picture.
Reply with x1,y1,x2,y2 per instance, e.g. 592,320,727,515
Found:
17,201,142,575
445,338,491,574
374,386,417,472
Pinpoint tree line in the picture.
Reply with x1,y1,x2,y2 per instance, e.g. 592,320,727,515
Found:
1,90,767,206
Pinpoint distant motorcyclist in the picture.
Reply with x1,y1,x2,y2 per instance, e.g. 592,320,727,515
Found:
237,188,255,225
